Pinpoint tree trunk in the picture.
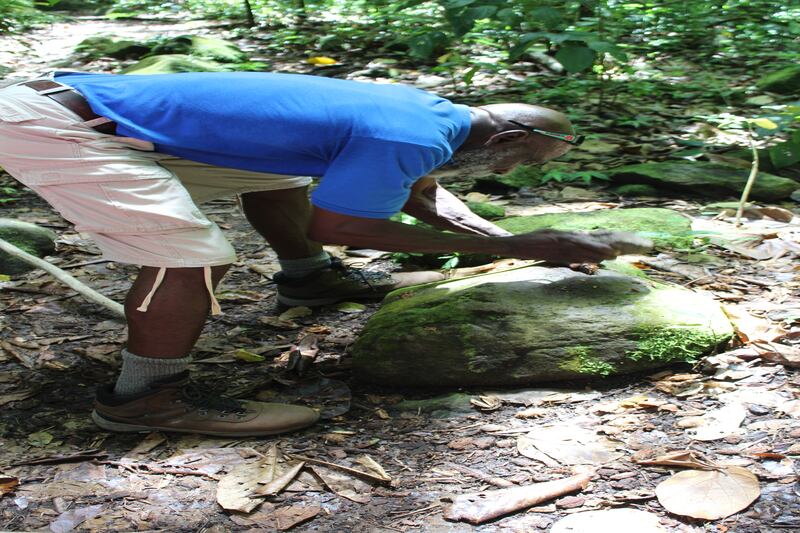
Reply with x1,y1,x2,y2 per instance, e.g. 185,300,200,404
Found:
243,0,256,27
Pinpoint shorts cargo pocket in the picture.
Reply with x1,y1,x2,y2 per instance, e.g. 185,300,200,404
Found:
33,174,212,234
0,100,45,123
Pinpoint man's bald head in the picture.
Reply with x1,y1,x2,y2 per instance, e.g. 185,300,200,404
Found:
436,103,576,179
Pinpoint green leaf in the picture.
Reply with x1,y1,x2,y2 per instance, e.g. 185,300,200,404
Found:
440,255,460,269
769,140,800,168
407,33,438,58
745,95,775,106
462,65,479,85
587,40,628,62
335,302,367,313
555,44,597,73
444,0,476,8
496,7,519,24
529,7,563,30
233,349,265,363
751,118,778,129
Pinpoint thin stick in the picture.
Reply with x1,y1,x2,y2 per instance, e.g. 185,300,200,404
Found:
735,122,760,228
443,473,591,525
0,237,124,318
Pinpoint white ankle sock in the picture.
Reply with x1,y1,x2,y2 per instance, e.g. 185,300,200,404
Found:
278,251,331,278
113,349,191,396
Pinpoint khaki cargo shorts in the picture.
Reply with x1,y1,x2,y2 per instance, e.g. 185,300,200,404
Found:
0,79,313,269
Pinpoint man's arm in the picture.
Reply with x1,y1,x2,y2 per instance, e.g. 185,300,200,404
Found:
401,177,512,237
308,206,619,264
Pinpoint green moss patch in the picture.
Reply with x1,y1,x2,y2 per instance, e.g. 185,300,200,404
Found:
497,207,694,248
0,219,56,275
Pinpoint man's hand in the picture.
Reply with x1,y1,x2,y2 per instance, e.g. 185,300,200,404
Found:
308,207,629,264
502,230,620,264
402,177,511,237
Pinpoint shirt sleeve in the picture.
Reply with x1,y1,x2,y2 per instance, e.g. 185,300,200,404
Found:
310,136,448,219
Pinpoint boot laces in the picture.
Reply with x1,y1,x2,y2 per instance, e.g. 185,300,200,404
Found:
329,258,392,291
181,383,247,415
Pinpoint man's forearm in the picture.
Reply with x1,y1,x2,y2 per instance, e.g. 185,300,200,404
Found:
309,208,510,255
308,206,621,264
402,182,512,237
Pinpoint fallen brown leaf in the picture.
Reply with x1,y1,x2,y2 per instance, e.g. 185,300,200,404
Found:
632,450,719,470
751,340,800,368
655,466,760,519
0,475,19,497
275,505,321,531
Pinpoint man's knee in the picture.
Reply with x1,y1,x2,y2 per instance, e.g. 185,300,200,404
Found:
125,264,232,314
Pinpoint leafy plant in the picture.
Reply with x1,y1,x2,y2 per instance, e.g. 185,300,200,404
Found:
540,169,610,185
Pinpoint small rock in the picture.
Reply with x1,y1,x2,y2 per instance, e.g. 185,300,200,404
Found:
610,478,638,490
472,437,495,449
556,495,585,509
447,437,474,450
748,404,771,416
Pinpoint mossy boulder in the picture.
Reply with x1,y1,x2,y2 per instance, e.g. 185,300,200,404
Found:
0,219,57,275
122,55,227,75
352,266,733,387
497,207,693,248
607,162,797,201
150,35,247,63
473,165,543,193
611,184,661,197
75,35,152,60
757,65,800,94
465,201,506,219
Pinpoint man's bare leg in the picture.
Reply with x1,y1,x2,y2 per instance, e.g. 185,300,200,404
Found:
125,265,231,358
239,187,445,306
113,265,231,395
97,262,320,434
240,187,322,260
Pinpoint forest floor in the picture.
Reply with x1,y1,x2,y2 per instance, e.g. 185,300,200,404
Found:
0,13,799,533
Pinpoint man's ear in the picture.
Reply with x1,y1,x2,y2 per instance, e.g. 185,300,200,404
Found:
484,129,528,146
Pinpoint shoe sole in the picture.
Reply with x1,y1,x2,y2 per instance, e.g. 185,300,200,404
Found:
91,410,317,437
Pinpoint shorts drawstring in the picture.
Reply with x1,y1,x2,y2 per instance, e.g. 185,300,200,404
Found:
136,266,223,316
136,266,166,313
203,265,223,316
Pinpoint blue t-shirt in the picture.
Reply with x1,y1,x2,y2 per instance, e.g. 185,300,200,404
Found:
55,72,471,218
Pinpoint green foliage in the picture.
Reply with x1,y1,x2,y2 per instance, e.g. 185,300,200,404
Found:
541,168,609,185
0,0,50,32
0,186,19,204
628,327,725,364
560,346,615,376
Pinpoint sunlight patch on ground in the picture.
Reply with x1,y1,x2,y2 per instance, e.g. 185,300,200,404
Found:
0,16,218,78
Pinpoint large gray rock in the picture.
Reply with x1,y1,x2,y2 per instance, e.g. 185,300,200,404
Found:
122,55,227,75
0,219,56,275
149,35,247,63
75,35,152,60
607,162,797,201
352,267,733,387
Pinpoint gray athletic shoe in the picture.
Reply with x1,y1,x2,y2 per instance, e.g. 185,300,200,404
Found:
92,372,319,437
274,258,446,306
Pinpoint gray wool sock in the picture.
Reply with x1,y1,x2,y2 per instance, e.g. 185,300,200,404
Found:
113,349,191,396
278,250,332,278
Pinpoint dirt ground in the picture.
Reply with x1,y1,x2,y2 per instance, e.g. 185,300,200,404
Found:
1,14,799,533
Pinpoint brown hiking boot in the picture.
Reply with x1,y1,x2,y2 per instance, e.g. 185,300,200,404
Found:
274,258,446,306
92,372,319,437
